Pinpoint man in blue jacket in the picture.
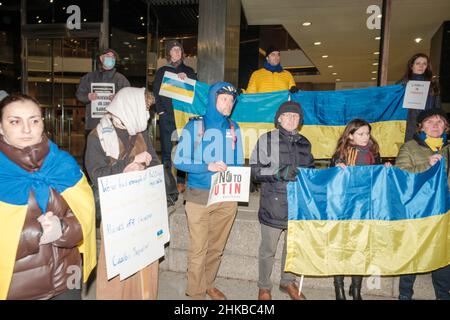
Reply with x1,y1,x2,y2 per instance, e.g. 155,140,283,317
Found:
174,82,244,300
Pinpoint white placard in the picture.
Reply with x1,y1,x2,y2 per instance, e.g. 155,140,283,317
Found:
159,71,196,104
98,165,170,281
402,80,431,110
91,83,115,118
207,167,251,207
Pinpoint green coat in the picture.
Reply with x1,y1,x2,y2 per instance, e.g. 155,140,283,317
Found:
395,137,450,182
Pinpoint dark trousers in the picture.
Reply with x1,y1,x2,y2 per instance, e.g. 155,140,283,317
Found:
399,265,450,300
159,113,185,184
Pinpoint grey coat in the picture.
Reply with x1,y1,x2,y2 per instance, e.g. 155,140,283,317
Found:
76,68,130,130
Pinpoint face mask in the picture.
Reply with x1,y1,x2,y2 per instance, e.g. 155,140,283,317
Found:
103,56,116,70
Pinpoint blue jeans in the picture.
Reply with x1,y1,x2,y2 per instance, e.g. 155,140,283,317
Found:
399,265,450,300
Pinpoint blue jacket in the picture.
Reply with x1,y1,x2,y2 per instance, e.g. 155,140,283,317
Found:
174,82,244,190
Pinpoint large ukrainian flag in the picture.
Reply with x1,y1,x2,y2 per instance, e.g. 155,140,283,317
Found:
172,82,407,159
0,140,96,300
285,161,450,276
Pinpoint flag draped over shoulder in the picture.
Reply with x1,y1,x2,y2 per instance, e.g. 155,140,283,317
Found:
172,81,407,158
285,161,450,276
0,140,96,300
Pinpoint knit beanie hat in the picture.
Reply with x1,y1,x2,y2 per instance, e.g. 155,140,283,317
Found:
274,101,303,126
165,40,184,62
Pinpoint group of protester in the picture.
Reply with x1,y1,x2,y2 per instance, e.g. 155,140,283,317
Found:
0,42,448,301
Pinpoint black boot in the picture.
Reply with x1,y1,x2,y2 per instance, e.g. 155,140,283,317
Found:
333,276,346,300
349,276,363,300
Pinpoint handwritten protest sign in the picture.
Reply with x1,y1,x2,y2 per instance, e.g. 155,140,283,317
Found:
91,83,115,118
207,167,251,207
98,165,169,280
402,80,431,110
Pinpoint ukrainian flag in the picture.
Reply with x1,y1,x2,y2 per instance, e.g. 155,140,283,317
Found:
160,71,197,104
172,82,407,159
0,140,96,299
285,161,450,276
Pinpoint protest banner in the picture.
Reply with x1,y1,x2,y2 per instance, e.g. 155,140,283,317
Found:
402,80,431,110
159,71,196,104
91,83,115,118
98,165,169,280
207,167,251,207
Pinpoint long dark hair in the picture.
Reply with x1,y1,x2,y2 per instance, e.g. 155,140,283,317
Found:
0,94,41,121
401,53,440,96
333,119,380,162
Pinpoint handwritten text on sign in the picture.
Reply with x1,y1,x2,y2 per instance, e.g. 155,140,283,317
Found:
402,80,431,110
207,167,251,207
98,165,169,281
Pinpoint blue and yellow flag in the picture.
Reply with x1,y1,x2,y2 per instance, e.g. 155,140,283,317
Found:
285,162,450,276
159,71,197,104
172,82,407,159
0,140,96,299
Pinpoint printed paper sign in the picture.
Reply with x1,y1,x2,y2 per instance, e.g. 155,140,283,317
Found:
159,71,196,104
207,167,251,207
98,165,170,281
91,83,115,118
402,80,431,110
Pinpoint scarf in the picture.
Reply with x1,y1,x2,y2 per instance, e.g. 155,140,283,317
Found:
346,144,375,166
263,60,283,73
96,87,149,159
0,138,82,213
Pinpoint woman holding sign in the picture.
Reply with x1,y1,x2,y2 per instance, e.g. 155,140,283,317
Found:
85,87,160,299
0,94,96,300
400,53,441,142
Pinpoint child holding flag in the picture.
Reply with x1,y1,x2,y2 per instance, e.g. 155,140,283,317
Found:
331,118,391,300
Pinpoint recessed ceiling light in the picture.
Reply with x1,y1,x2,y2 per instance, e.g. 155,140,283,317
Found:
322,55,328,58
83,18,87,22
377,14,382,18
375,36,381,40
371,77,377,80
314,42,322,46
373,52,380,55
302,22,312,26
372,62,379,66
372,71,377,74
332,72,338,75
415,38,423,43
336,79,341,82
140,17,144,20
38,20,42,23
328,65,333,68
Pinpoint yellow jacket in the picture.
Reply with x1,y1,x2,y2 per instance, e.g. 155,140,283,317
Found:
246,68,296,93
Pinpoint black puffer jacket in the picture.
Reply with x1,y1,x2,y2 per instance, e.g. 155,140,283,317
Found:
250,127,314,229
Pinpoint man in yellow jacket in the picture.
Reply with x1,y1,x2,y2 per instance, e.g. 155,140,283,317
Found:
246,46,298,94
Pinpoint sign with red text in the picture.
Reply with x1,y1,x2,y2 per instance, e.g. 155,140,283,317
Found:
207,167,251,207
402,80,430,110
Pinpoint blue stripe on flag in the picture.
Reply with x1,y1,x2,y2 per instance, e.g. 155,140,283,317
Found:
162,77,195,92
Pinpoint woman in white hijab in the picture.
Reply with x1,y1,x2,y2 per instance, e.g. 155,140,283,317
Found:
85,87,160,299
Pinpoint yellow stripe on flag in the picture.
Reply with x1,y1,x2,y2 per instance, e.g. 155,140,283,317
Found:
160,83,195,98
285,213,450,276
